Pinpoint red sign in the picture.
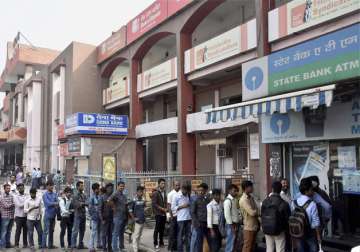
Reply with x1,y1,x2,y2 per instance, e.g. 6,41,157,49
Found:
167,0,192,17
57,124,65,139
7,127,27,142
127,0,168,44
59,143,69,157
97,26,127,64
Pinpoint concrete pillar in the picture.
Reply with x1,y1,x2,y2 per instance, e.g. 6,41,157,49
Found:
176,32,195,175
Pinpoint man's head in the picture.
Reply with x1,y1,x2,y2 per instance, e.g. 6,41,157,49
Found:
30,188,37,199
281,178,289,192
272,181,282,194
181,184,190,195
299,177,314,197
117,181,125,193
10,175,16,183
227,184,239,197
158,178,166,191
173,181,180,192
37,168,41,171
197,183,209,197
212,188,221,202
136,186,145,198
17,183,25,194
92,183,100,195
3,184,10,194
63,187,72,198
105,183,114,195
307,176,320,191
241,180,254,194
57,170,61,174
76,181,84,192
46,181,54,192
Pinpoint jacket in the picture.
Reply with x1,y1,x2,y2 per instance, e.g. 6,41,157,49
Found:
152,189,167,216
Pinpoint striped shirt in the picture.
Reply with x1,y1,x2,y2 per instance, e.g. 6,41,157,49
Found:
0,193,15,219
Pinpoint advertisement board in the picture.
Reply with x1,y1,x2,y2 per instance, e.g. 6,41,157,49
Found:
242,24,360,101
268,0,359,42
127,0,168,44
261,97,360,143
7,127,27,142
103,155,116,181
97,26,127,64
65,113,128,135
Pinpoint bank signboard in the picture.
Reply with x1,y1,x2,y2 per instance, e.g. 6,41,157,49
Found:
261,97,360,143
97,26,127,64
268,0,359,42
65,113,128,135
242,24,360,101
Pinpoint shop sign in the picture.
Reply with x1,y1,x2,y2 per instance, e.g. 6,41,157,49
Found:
137,57,177,92
167,0,193,17
191,179,202,191
243,24,360,101
97,26,127,64
57,124,65,139
58,143,69,157
268,0,359,42
199,138,226,146
127,0,168,44
261,97,360,143
0,131,8,141
184,19,257,73
65,113,128,135
103,155,116,181
7,127,26,142
249,133,259,160
144,181,158,201
103,80,129,105
68,138,81,154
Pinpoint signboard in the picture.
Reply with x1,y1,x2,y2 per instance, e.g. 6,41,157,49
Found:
127,0,168,44
144,181,158,201
103,80,130,105
7,127,26,142
242,24,360,101
103,155,116,181
59,143,69,157
342,169,360,194
0,131,8,141
65,113,128,135
137,57,177,92
337,146,357,170
57,124,65,139
268,0,359,42
97,26,127,64
261,97,360,143
168,0,193,17
184,19,257,73
191,179,202,191
68,138,81,154
249,133,259,160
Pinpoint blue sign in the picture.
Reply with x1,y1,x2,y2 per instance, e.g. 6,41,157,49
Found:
270,114,290,135
65,113,128,135
245,66,264,91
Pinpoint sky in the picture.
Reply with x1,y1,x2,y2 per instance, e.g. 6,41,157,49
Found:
0,0,154,105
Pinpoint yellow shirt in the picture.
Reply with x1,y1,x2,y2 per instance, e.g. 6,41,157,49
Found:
239,193,259,231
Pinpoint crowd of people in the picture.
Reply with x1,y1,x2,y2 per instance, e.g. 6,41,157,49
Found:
0,171,332,252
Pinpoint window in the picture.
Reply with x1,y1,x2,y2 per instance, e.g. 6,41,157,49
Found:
220,95,242,106
170,142,178,172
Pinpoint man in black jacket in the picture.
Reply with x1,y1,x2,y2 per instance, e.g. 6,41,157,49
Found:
99,183,114,252
261,181,291,252
151,178,167,251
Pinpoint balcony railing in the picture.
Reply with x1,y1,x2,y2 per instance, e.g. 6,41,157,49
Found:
135,117,178,138
103,79,130,105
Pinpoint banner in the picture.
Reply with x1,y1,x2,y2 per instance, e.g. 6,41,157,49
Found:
103,155,116,181
97,26,127,64
243,24,360,101
268,0,359,42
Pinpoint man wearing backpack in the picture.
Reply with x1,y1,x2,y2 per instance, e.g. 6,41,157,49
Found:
289,178,321,252
224,184,240,252
261,181,291,252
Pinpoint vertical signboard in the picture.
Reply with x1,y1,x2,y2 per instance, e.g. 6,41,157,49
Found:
103,154,117,182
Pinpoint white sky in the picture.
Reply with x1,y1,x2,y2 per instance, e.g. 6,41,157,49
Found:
0,0,154,105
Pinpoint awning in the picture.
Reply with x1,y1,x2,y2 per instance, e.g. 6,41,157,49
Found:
206,84,335,124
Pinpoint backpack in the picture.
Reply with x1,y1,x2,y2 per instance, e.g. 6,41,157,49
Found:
261,195,283,235
288,199,312,238
219,198,232,238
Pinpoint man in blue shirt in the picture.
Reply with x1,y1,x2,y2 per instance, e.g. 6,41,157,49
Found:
129,186,146,252
42,181,58,249
172,184,192,252
292,178,321,252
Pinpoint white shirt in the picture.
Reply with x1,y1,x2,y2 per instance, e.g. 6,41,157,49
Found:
59,196,72,217
14,193,27,217
9,182,17,194
224,195,240,224
280,190,292,205
167,189,181,216
207,199,221,228
172,193,191,222
24,196,42,221
36,170,42,178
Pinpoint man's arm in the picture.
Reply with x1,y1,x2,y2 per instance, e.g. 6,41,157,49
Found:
207,204,213,229
224,199,232,225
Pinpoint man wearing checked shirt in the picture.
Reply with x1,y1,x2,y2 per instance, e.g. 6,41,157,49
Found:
292,178,322,252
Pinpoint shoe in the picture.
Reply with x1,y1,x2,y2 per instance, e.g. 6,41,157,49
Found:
97,245,103,249
155,245,160,251
48,245,58,249
77,245,88,249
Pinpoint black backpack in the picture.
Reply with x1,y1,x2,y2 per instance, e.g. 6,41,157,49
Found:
289,199,312,238
261,195,283,235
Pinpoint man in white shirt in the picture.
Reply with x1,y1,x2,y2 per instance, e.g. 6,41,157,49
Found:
9,175,17,194
59,187,73,249
24,188,43,250
167,181,181,252
13,183,28,248
207,188,222,252
36,169,42,189
280,178,292,205
224,184,240,252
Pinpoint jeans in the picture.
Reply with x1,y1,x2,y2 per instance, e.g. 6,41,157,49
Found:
27,220,43,248
168,217,178,251
0,218,14,248
71,215,86,248
190,226,198,252
42,217,55,248
265,232,286,252
60,217,73,248
177,220,191,252
297,236,318,252
153,215,166,246
112,216,126,252
132,222,144,252
15,216,28,247
102,219,113,251
225,224,236,252
89,219,101,249
209,226,222,252
191,223,209,252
